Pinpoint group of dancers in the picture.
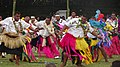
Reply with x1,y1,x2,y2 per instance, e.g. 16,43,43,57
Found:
0,10,120,67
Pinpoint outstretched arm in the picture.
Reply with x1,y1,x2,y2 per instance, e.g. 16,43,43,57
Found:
91,31,102,39
59,25,69,35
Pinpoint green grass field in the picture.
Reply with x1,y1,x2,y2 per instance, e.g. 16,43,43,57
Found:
0,54,120,67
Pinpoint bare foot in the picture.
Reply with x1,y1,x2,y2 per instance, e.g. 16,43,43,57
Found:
105,60,109,62
60,63,64,67
15,60,20,65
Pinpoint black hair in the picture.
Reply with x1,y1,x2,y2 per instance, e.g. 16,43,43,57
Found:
111,12,116,15
112,60,120,67
14,11,21,15
46,16,51,20
71,10,77,13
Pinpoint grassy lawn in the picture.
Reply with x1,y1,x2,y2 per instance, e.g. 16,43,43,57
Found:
0,54,120,67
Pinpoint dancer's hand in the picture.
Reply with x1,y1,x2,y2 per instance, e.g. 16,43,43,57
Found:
39,28,44,30
34,28,39,32
97,35,103,39
58,31,63,35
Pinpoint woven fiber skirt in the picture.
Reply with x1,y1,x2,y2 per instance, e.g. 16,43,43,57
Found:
0,33,27,55
0,33,26,49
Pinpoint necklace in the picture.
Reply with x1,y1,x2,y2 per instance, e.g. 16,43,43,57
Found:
44,21,54,34
13,20,23,34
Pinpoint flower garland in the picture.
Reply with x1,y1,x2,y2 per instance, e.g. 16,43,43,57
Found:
109,18,118,32
42,21,55,47
76,18,89,35
44,21,54,35
13,20,23,34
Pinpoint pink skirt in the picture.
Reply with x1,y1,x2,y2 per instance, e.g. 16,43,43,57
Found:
37,36,60,58
60,33,83,60
111,36,120,55
103,36,120,58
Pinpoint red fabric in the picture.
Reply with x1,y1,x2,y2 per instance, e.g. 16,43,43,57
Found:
103,36,120,58
97,14,104,21
60,33,84,60
37,36,60,58
47,36,60,56
26,42,37,61
111,36,120,55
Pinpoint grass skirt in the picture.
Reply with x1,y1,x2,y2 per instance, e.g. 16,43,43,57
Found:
0,33,26,49
0,32,26,55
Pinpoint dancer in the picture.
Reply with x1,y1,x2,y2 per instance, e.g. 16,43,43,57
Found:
35,16,60,58
53,15,67,48
106,13,120,55
60,17,102,67
89,16,110,62
0,12,36,65
66,11,77,22
0,16,6,58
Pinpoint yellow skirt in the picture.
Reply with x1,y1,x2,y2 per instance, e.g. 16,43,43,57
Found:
90,38,99,46
90,39,103,62
76,38,93,64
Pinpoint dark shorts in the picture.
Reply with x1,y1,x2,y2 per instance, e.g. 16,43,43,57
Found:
118,34,120,40
30,36,41,47
0,42,23,55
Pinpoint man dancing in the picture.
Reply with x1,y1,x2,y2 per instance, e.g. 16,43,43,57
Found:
59,17,102,67
0,12,36,65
